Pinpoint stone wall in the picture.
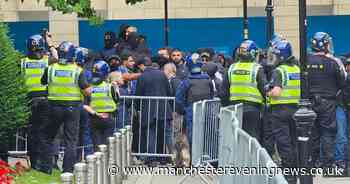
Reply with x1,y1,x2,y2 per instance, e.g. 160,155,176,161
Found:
1,0,350,54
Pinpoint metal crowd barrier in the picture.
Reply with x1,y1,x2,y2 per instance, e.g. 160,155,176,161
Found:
192,98,221,165
8,128,28,156
118,96,179,159
58,95,181,184
218,105,288,184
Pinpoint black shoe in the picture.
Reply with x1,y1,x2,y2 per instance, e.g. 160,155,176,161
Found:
33,165,52,175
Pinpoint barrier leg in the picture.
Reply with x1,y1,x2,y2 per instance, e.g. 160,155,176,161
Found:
94,152,104,184
120,128,127,180
108,137,116,184
125,125,132,166
98,145,108,184
61,172,74,184
74,162,87,184
86,155,97,184
114,132,123,184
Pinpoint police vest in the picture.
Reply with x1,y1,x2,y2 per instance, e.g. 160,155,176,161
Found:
228,62,263,104
307,54,342,98
91,81,117,113
187,78,212,104
47,63,83,101
270,64,301,105
21,56,48,93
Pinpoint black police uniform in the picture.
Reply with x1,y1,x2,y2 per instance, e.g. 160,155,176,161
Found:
269,60,300,184
260,59,277,156
307,53,346,168
38,67,90,173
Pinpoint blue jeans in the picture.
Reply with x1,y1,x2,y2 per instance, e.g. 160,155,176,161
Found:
185,105,193,147
115,87,131,131
79,107,94,157
335,106,348,161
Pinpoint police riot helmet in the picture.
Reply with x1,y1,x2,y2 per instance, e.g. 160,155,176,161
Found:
26,34,45,53
186,53,203,75
74,47,89,66
58,41,76,64
236,40,259,62
92,60,110,82
311,32,334,54
269,34,285,47
267,40,293,66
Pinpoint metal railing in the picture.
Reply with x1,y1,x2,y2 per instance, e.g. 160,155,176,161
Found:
62,126,132,184
192,98,221,164
118,96,179,159
218,105,288,184
8,128,28,156
60,98,287,184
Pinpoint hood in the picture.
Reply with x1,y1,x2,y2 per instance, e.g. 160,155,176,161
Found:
118,24,130,41
202,62,218,77
127,32,139,50
104,31,117,49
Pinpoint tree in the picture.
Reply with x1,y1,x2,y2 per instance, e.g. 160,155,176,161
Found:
0,23,30,159
5,0,147,25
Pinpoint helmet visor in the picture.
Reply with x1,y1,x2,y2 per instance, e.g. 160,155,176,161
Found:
267,47,280,66
327,37,334,55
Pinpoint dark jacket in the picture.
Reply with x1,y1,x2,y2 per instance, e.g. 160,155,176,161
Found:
175,73,214,111
175,63,189,80
307,53,346,99
135,67,172,126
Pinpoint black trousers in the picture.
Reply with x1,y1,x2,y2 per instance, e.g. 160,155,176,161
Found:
261,109,276,156
242,104,261,140
271,105,298,168
28,97,49,168
311,99,337,168
90,113,115,152
38,103,80,173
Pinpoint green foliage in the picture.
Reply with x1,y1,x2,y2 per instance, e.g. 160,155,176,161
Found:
0,23,30,149
15,169,61,184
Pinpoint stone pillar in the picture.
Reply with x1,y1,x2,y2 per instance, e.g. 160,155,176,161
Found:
49,10,79,46
333,0,350,15
0,0,19,21
274,0,300,58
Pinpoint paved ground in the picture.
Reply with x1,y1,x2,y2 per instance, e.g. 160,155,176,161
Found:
315,176,350,184
123,175,218,184
123,175,350,184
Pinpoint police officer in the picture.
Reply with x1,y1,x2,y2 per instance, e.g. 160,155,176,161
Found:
21,35,49,169
39,41,91,174
307,32,347,170
260,35,285,158
75,47,94,159
266,40,300,184
176,53,214,147
220,40,267,139
83,60,119,151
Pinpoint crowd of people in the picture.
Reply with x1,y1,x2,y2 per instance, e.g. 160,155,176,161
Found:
21,23,350,184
